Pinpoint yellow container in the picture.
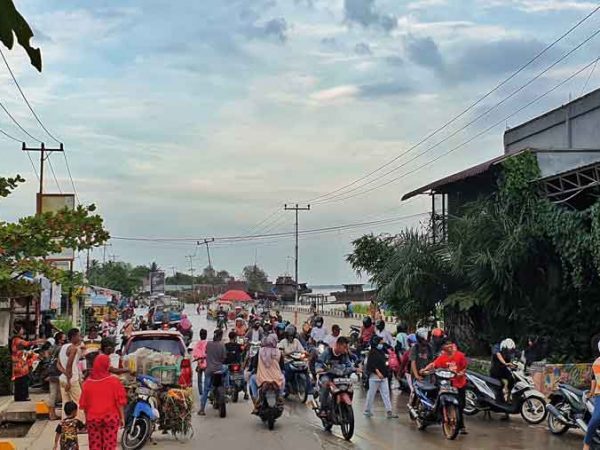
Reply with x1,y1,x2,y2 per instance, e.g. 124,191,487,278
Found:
0,441,17,450
35,401,49,415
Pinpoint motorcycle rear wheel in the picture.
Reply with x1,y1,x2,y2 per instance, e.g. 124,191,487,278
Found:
520,397,547,424
121,417,152,450
442,404,460,440
268,417,275,430
296,374,309,403
463,388,479,416
338,403,355,441
217,387,227,418
547,402,569,435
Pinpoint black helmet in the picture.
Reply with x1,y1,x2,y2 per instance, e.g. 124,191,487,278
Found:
314,316,323,328
362,316,372,328
396,321,407,334
376,320,385,332
285,325,296,339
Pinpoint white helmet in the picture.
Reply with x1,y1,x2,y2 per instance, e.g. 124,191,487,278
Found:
416,328,429,342
500,338,516,351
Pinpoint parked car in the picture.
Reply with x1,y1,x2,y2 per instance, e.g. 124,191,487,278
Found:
123,330,192,388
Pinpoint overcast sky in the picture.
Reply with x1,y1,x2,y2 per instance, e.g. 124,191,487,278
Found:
2,0,600,285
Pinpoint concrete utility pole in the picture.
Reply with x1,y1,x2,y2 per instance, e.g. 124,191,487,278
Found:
102,243,112,264
197,238,215,268
284,204,310,307
21,143,64,214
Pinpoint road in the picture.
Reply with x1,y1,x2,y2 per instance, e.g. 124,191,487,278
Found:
137,306,583,450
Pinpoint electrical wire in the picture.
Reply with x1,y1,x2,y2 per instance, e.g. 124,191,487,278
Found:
47,154,62,193
25,150,40,181
313,25,600,205
306,4,600,204
316,56,600,205
62,152,81,204
0,99,42,143
0,47,61,144
581,58,599,95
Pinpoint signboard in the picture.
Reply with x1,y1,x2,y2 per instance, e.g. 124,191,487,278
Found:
150,271,165,293
39,194,76,261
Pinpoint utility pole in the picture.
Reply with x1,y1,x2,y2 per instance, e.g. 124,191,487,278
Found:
197,238,215,268
284,204,310,307
109,254,119,263
186,255,196,302
21,143,64,214
102,243,112,264
86,248,91,278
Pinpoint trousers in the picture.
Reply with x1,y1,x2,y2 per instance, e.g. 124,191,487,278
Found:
364,374,392,413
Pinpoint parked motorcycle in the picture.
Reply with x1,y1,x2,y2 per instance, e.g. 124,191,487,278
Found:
408,369,461,440
122,375,161,450
257,382,284,430
464,363,546,424
285,351,310,403
228,362,247,402
312,364,355,441
547,383,600,445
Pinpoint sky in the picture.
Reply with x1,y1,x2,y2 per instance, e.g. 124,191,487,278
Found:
2,0,600,285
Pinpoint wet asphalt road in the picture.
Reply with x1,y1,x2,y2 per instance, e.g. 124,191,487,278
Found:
137,306,583,450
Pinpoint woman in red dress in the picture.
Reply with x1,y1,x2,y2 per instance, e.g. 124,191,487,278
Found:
79,354,126,450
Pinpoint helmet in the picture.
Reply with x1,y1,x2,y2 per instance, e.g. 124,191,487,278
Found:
370,335,383,348
375,320,385,332
285,325,296,339
396,321,407,334
416,328,429,344
500,338,516,351
314,316,323,328
407,333,417,345
432,327,444,338
235,317,244,323
276,322,286,331
362,316,372,328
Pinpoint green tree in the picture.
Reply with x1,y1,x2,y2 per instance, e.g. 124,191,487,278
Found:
0,0,42,71
87,261,147,297
0,175,109,297
242,265,268,292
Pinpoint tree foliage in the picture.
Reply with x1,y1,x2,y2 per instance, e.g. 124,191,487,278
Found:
1,175,109,297
87,261,149,297
242,265,269,292
0,0,42,71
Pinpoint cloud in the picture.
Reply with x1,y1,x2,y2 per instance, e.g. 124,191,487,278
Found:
354,42,372,55
407,0,448,9
404,35,444,70
483,0,597,12
248,17,289,42
358,81,412,98
343,0,397,31
310,85,359,102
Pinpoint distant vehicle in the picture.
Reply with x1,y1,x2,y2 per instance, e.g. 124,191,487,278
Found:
123,330,192,388
152,306,182,329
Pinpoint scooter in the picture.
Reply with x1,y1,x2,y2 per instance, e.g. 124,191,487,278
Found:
312,364,356,441
547,383,600,445
121,375,161,450
257,382,284,430
408,369,461,440
284,352,310,403
464,363,546,424
228,362,247,402
209,371,227,418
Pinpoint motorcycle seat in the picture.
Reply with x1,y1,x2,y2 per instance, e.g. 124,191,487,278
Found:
415,380,437,392
560,383,584,397
468,371,503,388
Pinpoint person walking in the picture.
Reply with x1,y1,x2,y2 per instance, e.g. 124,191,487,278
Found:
198,329,227,416
79,354,126,450
363,336,397,419
53,401,85,450
192,328,208,408
48,332,66,420
10,325,45,401
58,329,84,421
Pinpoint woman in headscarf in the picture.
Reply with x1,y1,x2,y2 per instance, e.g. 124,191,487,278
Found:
248,334,284,413
79,354,127,450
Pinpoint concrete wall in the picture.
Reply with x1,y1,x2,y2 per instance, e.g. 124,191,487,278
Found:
504,88,600,154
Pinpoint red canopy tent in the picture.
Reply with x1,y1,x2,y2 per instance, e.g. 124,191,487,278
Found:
220,290,253,302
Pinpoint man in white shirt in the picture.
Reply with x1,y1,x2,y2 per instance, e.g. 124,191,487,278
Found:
310,316,328,343
278,325,305,357
375,320,395,347
324,325,341,348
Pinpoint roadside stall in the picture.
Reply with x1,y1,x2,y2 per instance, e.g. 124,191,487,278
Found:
218,290,253,319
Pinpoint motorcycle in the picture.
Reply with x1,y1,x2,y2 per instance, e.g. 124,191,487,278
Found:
547,383,600,444
285,351,310,403
257,381,284,430
28,346,50,391
408,369,461,440
122,375,161,450
216,316,227,330
209,371,227,418
228,362,247,402
464,363,546,424
312,364,355,441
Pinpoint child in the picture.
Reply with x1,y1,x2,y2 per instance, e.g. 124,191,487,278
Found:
54,401,85,450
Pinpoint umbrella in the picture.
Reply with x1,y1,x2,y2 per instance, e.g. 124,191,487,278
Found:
220,290,253,302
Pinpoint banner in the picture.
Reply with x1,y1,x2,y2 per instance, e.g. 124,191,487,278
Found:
51,283,61,311
39,194,76,261
150,271,165,293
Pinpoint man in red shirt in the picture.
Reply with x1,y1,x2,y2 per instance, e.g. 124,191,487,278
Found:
426,337,468,434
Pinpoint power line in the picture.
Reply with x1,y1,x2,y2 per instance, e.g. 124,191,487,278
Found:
0,99,42,143
25,150,40,181
307,4,600,204
317,55,600,205
0,47,61,144
47,154,62,193
581,58,599,95
314,25,600,205
0,127,25,143
62,152,80,204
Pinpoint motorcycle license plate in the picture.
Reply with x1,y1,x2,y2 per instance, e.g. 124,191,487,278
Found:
137,387,153,396
440,387,457,394
333,378,352,384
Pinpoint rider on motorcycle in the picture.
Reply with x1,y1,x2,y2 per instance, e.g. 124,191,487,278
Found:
225,331,244,365
490,338,519,405
430,327,446,358
359,317,375,349
375,320,394,348
278,325,305,392
216,306,228,329
315,336,352,418
248,334,285,414
310,316,328,344
234,317,247,337
178,313,193,343
246,321,264,342
410,328,433,383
